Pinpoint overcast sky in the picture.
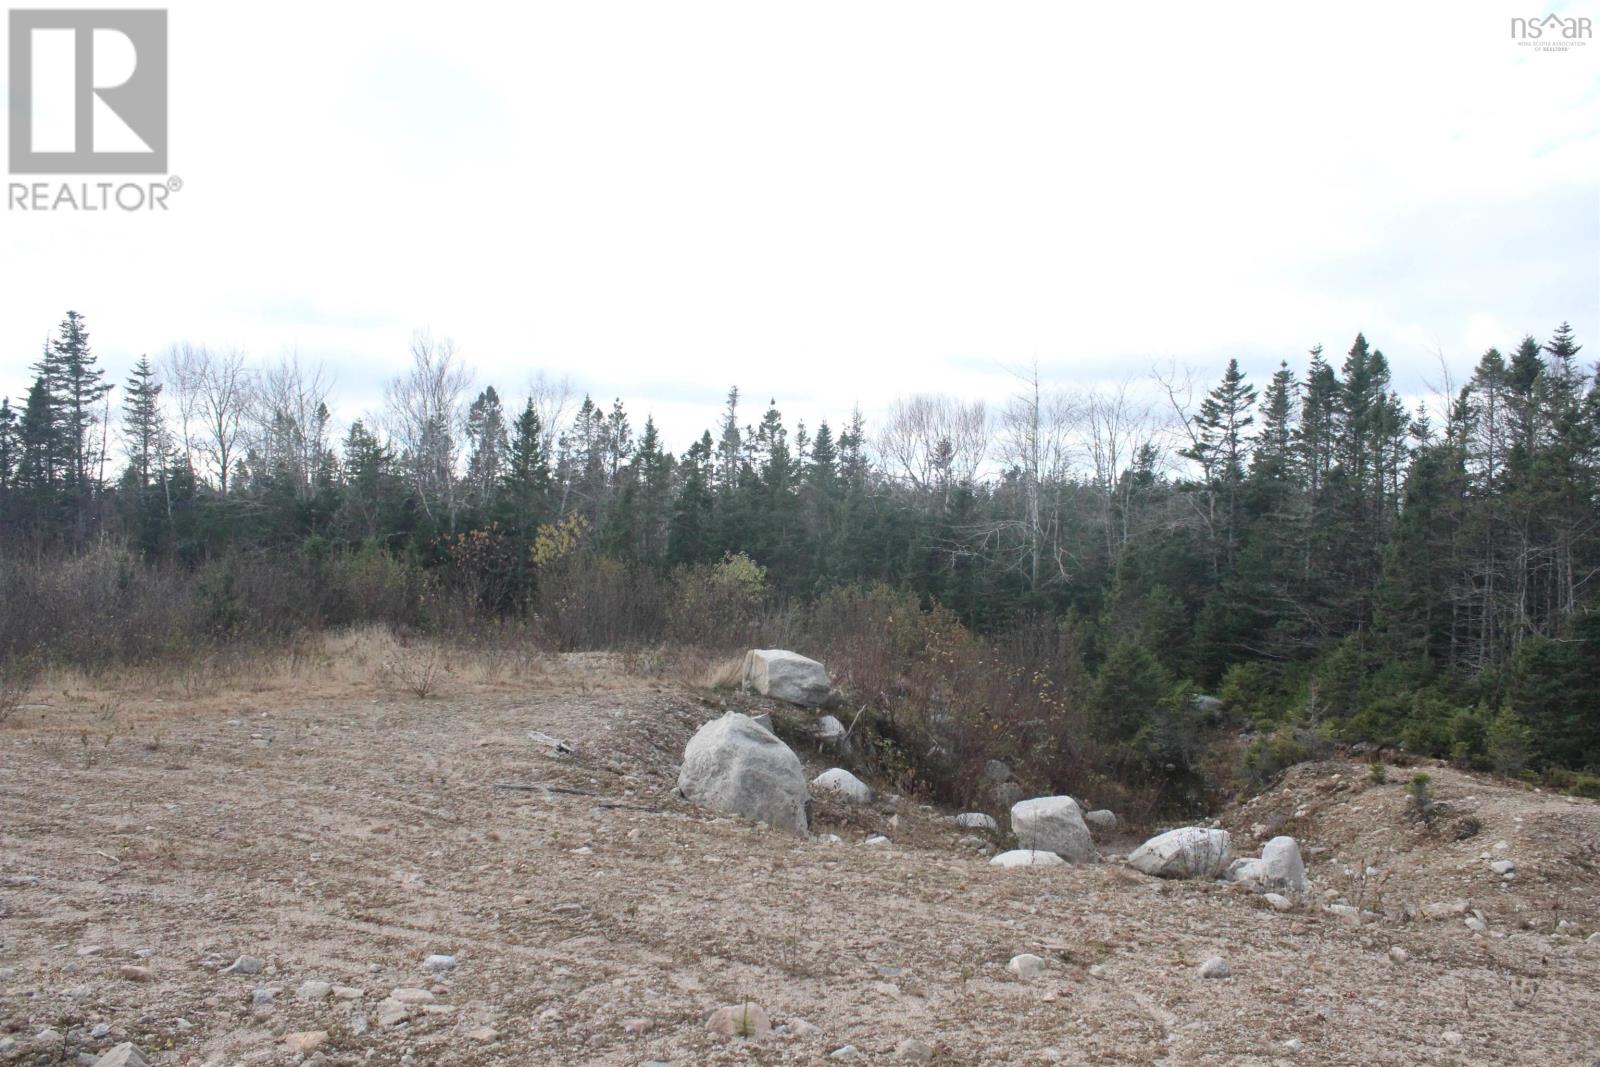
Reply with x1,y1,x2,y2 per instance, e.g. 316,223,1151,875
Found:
3,0,1598,449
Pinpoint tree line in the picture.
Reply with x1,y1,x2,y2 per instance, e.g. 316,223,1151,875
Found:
2,312,1597,776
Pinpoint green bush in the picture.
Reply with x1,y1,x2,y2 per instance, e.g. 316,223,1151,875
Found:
1241,724,1331,790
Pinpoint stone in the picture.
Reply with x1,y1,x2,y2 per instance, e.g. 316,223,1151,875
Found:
812,768,872,804
251,987,276,1008
390,987,435,1004
814,715,847,740
376,998,411,1027
1084,809,1117,836
1007,953,1046,977
706,1002,772,1039
423,954,457,974
742,649,832,707
332,985,364,999
1465,917,1488,934
90,1024,112,1040
831,1047,862,1060
1489,859,1516,875
750,712,774,732
1588,932,1600,945
1388,946,1409,964
982,759,1012,784
863,834,891,847
1128,827,1232,880
34,1030,65,1051
118,965,151,982
954,812,998,831
1263,893,1294,911
1421,899,1471,920
990,849,1067,869
789,1017,822,1039
221,954,264,976
896,1037,935,1062
1227,836,1308,894
283,1031,328,1055
1197,956,1231,979
1010,796,1095,862
678,712,810,834
93,1044,149,1067
297,980,332,1001
991,780,1024,808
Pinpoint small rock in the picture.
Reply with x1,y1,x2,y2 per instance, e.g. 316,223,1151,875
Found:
376,998,411,1027
982,759,1012,784
390,987,435,1004
895,1037,934,1062
1421,899,1470,920
1007,953,1046,978
622,1019,653,1036
221,954,264,976
463,1026,497,1043
1489,859,1516,875
93,1044,149,1067
989,849,1067,869
1263,893,1293,912
831,1047,862,1061
1442,1030,1463,1047
1388,946,1409,964
118,965,151,982
35,1029,65,1051
1587,932,1600,945
1198,956,1231,979
1284,1038,1304,1052
863,834,891,847
954,813,998,831
297,980,332,1001
1465,917,1488,934
90,1024,112,1040
283,1031,328,1055
812,768,873,804
250,987,276,1008
788,1017,822,1039
706,1002,771,1039
423,954,457,974
1325,904,1363,925
332,985,364,999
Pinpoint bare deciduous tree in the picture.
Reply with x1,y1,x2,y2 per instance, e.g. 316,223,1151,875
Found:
385,330,472,526
164,343,251,495
877,394,990,505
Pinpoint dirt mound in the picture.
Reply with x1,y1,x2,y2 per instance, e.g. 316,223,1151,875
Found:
1225,758,1600,930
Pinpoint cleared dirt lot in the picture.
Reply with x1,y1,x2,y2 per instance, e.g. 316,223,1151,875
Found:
3,642,1599,1066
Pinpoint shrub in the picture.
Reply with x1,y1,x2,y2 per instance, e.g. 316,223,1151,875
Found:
1240,725,1331,790
1219,661,1281,726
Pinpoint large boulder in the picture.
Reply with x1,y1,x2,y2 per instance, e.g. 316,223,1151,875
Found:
811,768,872,804
742,649,832,707
1009,796,1096,862
1128,827,1233,879
677,712,810,834
1084,809,1117,836
1226,835,1308,894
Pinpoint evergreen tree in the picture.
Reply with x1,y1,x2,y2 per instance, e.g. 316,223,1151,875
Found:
464,386,509,512
121,355,166,488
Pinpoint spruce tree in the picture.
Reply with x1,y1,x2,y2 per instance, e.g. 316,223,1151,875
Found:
121,355,166,488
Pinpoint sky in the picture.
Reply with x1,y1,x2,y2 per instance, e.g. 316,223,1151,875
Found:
2,0,1598,451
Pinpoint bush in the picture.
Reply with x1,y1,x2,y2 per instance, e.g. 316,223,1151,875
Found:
1219,661,1281,726
1240,725,1331,790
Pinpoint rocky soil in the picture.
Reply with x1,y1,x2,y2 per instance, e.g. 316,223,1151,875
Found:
2,650,1599,1066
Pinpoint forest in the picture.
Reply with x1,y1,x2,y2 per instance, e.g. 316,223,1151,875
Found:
2,311,1597,800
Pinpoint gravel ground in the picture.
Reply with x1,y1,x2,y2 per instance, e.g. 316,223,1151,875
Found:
2,651,1598,1066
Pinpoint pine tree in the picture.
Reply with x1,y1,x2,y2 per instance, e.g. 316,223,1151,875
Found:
501,399,551,535
45,311,114,492
121,355,166,488
464,386,509,512
0,398,15,494
1180,358,1256,572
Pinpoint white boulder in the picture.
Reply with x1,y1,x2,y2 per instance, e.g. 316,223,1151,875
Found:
1128,827,1233,880
989,849,1067,869
954,812,998,831
1227,836,1308,894
812,768,872,804
742,649,832,707
1010,796,1096,862
677,712,810,834
1084,809,1117,835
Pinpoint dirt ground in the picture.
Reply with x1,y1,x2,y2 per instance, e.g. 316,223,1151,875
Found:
2,636,1599,1066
